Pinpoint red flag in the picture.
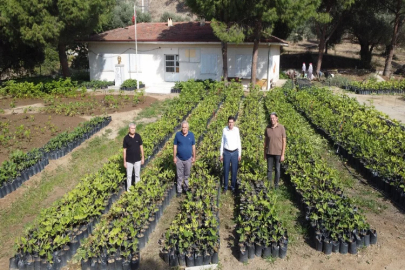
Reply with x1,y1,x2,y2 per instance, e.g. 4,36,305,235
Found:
132,14,136,24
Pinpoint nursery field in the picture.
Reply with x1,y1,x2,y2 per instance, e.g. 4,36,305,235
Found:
1,80,405,270
0,93,158,163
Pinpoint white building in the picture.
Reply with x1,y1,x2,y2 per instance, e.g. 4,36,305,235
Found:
85,21,288,93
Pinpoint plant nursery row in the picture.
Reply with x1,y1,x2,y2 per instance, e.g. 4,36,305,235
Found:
286,86,405,207
264,88,377,255
236,88,288,262
0,116,111,198
9,81,209,270
160,82,243,268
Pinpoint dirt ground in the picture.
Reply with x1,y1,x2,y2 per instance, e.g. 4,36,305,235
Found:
328,86,405,123
0,95,159,163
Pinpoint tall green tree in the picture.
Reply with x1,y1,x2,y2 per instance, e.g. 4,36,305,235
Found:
1,0,114,78
345,0,391,68
185,0,244,81
379,0,405,76
312,0,355,74
243,0,320,83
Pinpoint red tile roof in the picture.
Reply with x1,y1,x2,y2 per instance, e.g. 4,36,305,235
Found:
85,22,288,44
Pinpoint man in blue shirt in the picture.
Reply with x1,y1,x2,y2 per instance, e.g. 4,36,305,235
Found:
173,121,195,197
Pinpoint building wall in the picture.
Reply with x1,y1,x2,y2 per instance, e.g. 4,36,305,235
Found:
88,42,281,85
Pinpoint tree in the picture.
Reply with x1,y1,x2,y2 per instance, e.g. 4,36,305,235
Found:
345,1,391,68
243,0,320,83
311,0,355,74
379,0,405,76
185,0,244,81
1,0,115,78
103,1,151,31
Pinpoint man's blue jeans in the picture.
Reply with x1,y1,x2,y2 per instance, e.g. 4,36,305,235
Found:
223,149,239,191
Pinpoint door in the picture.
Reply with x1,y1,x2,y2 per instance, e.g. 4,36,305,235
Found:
164,54,180,81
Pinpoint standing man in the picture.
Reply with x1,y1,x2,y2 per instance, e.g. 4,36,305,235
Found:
302,62,306,78
123,123,144,191
264,112,286,189
220,116,241,193
174,121,195,197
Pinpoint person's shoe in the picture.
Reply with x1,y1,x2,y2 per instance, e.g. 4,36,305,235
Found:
223,188,227,194
176,192,182,198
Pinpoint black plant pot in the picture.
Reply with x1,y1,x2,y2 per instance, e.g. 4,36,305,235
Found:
194,252,203,266
81,259,91,270
178,252,186,266
211,252,219,264
369,229,377,245
263,245,272,258
339,240,348,254
239,247,248,263
279,243,287,259
130,256,139,270
160,250,169,264
254,243,263,257
349,240,357,254
122,259,130,270
203,251,211,265
137,233,145,249
185,252,195,267
271,244,280,258
332,240,339,253
9,257,18,270
246,243,255,259
323,239,332,255
364,234,370,247
315,235,323,252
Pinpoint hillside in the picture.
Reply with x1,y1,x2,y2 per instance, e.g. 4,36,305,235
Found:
139,0,195,21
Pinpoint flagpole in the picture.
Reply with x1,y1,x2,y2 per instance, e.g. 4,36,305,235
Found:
134,3,139,90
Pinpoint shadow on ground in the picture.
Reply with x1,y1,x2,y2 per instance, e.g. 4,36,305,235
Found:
281,53,362,71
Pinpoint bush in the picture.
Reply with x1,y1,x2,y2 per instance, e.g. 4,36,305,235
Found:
159,12,190,22
120,79,143,89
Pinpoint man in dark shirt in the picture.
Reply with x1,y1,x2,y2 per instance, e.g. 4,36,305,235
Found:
123,123,144,191
173,121,195,197
264,112,286,189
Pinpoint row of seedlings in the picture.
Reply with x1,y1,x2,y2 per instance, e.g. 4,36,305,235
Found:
0,116,112,198
264,88,377,255
9,83,206,270
235,88,288,262
160,82,244,268
346,80,405,95
286,86,405,208
77,82,227,269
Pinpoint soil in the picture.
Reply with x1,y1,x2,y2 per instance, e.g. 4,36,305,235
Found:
331,86,405,123
0,95,159,163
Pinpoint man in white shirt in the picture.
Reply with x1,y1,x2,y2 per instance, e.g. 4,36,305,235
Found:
220,116,242,193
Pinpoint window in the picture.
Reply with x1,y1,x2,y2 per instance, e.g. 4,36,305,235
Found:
129,54,142,73
201,54,218,74
179,48,201,62
165,55,179,73
96,54,114,71
235,55,252,78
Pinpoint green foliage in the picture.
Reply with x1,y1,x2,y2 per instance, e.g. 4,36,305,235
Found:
102,1,151,31
120,79,143,89
159,12,190,22
211,19,244,44
1,0,115,77
265,85,372,243
287,85,405,192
